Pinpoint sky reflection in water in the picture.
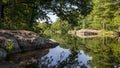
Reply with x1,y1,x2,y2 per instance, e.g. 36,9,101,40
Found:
39,46,92,68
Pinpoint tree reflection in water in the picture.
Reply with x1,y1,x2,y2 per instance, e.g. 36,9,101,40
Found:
39,46,92,68
38,34,120,68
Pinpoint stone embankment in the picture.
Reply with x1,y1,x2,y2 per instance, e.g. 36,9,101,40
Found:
0,30,59,61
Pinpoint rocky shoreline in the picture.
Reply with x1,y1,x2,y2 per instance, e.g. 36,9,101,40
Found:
114,31,120,37
68,29,98,38
68,29,120,38
0,30,59,68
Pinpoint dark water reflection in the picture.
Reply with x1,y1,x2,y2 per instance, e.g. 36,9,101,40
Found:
38,34,120,68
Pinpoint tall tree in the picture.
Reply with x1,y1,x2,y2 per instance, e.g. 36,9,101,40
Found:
87,0,120,30
0,0,1,23
1,0,92,30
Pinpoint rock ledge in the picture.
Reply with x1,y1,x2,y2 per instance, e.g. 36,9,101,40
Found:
0,30,59,60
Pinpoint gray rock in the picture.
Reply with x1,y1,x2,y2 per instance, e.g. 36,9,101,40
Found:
0,48,7,60
0,36,21,54
0,30,59,53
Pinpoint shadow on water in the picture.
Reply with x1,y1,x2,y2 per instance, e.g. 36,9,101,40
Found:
7,49,50,68
38,34,120,68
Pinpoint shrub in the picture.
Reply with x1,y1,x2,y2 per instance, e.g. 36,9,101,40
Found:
5,41,14,52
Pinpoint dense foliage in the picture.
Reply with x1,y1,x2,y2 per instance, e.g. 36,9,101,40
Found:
0,0,91,30
86,0,120,30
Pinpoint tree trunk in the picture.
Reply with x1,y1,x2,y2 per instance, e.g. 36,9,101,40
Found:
0,0,2,23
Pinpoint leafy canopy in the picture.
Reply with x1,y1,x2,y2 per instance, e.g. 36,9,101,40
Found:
1,0,92,30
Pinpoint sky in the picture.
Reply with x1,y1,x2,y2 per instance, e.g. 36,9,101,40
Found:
37,14,58,23
47,14,58,22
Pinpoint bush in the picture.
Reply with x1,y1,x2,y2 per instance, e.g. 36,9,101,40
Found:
5,41,14,52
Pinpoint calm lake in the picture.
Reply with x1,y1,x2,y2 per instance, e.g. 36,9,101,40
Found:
38,34,120,68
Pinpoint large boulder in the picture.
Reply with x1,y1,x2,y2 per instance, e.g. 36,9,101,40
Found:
0,48,7,60
0,36,21,53
0,30,59,54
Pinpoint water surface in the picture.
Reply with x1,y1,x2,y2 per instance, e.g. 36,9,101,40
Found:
38,34,120,68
